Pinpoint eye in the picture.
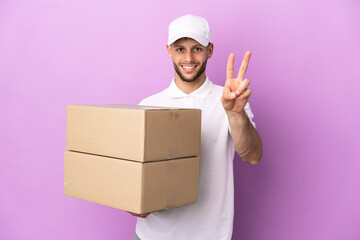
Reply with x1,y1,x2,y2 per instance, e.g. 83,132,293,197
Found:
176,48,184,52
194,47,202,52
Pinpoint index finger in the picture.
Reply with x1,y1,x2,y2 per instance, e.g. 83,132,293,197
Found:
226,53,235,80
237,51,251,81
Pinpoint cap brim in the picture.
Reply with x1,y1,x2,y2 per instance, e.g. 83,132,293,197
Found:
168,32,209,46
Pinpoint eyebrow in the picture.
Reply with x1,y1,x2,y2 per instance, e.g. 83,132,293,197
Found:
172,44,203,48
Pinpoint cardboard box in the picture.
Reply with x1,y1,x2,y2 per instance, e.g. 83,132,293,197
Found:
66,104,201,162
64,151,199,214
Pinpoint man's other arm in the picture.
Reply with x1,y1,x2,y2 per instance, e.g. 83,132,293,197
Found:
221,51,263,165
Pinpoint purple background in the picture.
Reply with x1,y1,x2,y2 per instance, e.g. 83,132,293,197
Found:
1,0,359,239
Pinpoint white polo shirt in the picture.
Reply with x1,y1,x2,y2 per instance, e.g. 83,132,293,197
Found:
136,77,255,240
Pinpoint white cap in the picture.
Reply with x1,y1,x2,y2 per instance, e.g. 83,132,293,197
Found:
168,14,212,46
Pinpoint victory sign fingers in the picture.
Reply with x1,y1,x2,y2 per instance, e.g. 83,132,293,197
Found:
225,51,251,96
222,51,252,112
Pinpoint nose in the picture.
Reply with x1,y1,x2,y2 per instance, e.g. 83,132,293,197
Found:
185,51,195,62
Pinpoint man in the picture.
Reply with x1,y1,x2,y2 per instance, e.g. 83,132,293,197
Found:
131,14,263,240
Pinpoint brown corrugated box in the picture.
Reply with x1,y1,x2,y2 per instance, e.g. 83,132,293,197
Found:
64,151,199,214
65,104,201,214
66,104,201,162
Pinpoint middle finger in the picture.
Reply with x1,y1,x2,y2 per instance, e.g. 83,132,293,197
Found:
237,51,251,81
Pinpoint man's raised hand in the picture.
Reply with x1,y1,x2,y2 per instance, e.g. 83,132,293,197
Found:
221,51,252,113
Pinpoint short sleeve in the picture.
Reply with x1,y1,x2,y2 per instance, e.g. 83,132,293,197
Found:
138,98,150,106
244,102,256,128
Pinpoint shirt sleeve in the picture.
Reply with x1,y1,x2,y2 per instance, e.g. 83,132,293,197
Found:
138,98,149,106
244,102,256,128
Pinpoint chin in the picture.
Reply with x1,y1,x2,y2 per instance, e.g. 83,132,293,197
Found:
173,60,207,83
181,78,197,83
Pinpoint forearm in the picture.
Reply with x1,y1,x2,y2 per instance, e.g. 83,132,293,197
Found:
226,110,263,164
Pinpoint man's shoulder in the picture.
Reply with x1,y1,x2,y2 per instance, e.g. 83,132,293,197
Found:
211,82,224,91
139,88,169,105
208,81,224,97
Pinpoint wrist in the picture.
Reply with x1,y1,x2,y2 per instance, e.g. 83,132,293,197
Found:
225,110,249,126
225,109,246,118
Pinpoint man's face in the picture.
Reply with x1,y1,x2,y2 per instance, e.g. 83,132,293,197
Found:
167,38,213,83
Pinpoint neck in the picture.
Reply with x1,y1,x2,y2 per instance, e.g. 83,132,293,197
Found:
174,73,206,94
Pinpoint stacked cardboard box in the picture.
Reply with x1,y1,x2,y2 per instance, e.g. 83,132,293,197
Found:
64,104,201,214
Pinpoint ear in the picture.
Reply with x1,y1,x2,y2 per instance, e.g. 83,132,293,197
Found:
166,44,172,58
207,43,214,59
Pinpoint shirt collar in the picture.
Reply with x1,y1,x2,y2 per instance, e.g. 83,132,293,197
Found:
166,76,213,100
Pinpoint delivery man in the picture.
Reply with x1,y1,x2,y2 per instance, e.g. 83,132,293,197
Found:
130,14,263,240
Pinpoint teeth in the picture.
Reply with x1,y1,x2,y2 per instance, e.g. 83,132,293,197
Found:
182,66,196,69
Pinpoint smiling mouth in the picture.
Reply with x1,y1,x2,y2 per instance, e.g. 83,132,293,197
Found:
181,64,198,73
